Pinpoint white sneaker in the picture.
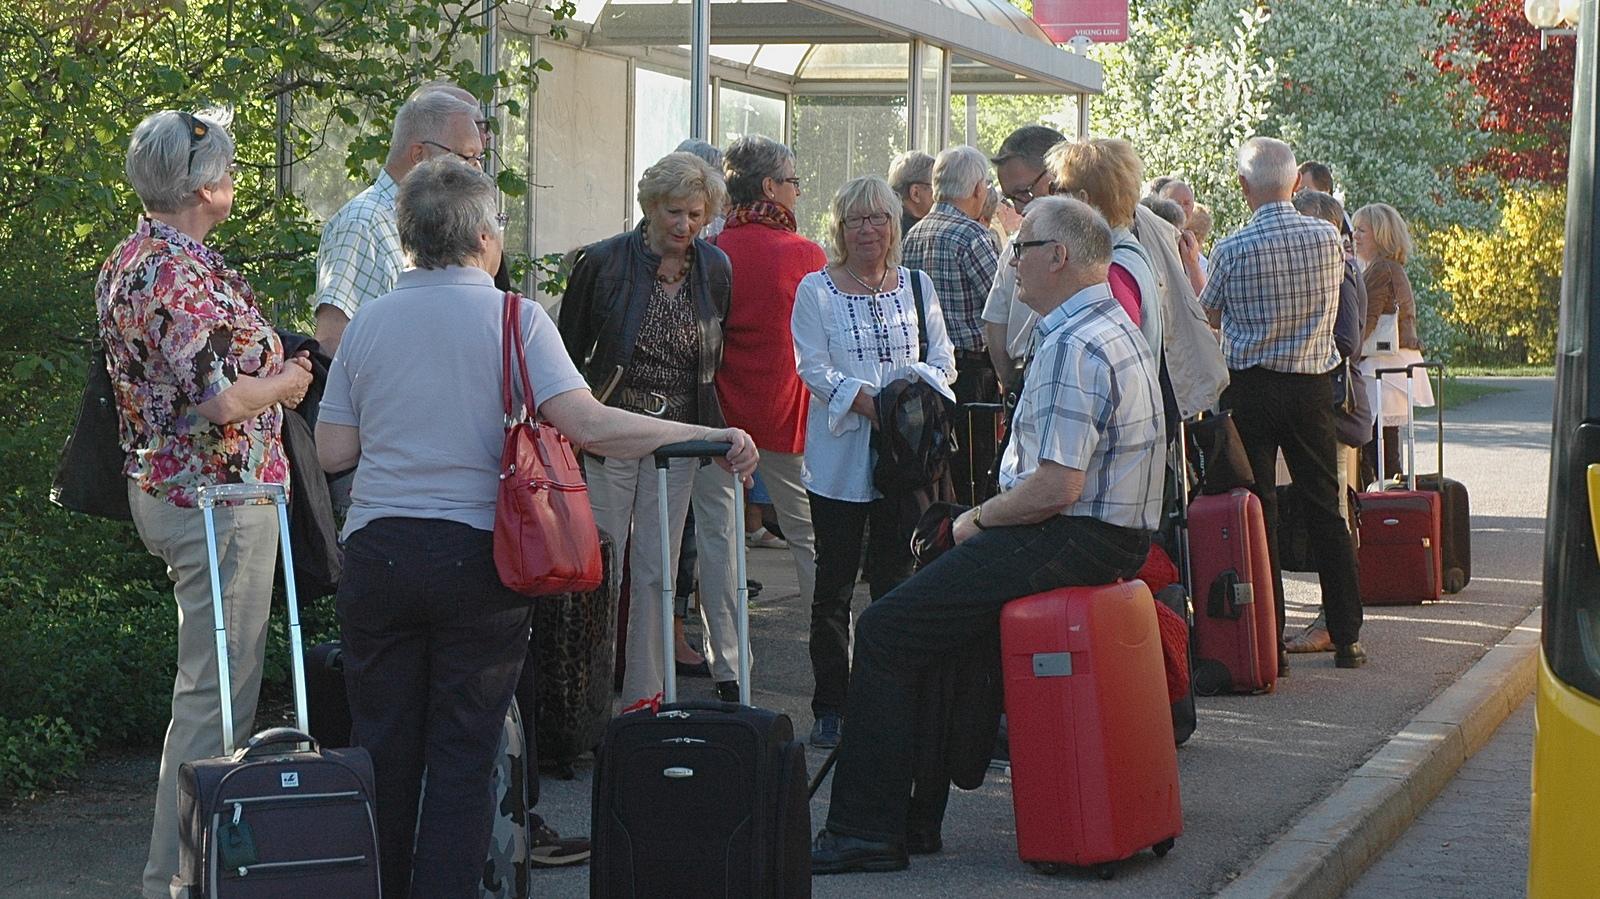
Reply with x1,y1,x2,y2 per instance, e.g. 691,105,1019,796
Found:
746,526,788,549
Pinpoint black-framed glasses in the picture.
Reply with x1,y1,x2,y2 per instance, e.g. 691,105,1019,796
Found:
779,177,802,187
420,139,486,167
843,212,893,230
1005,169,1051,211
1009,237,1060,263
494,212,510,230
178,112,209,174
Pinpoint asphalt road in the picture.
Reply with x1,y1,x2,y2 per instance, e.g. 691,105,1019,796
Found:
0,377,1553,899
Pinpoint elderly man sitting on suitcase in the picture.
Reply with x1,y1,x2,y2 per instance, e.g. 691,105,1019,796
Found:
812,195,1165,874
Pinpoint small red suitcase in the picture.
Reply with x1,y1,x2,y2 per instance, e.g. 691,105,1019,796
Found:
1000,581,1182,879
1358,367,1444,605
1187,488,1278,694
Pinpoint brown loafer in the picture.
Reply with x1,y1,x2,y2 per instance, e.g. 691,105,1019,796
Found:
1285,626,1333,654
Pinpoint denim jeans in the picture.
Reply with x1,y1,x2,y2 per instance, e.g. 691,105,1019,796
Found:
807,491,917,717
1223,367,1364,647
823,515,1149,842
337,517,534,899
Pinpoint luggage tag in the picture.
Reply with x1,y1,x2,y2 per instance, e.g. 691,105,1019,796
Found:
218,803,259,872
1206,569,1252,620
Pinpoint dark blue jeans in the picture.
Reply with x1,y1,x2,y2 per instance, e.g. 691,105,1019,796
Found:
337,517,534,899
824,515,1149,842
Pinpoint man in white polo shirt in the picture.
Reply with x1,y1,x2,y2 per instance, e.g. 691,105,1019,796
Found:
812,195,1164,875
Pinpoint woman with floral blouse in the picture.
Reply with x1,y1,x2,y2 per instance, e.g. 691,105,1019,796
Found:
97,109,313,899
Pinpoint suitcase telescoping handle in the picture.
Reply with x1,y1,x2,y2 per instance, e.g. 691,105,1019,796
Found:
652,442,750,707
1373,362,1444,490
197,483,309,752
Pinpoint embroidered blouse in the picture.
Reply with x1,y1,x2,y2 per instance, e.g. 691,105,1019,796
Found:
791,267,957,502
96,217,289,508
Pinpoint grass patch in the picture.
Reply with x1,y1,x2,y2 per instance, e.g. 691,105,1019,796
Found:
1438,377,1514,410
1447,363,1555,377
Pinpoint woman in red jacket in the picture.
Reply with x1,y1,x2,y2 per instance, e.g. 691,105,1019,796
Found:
714,135,827,633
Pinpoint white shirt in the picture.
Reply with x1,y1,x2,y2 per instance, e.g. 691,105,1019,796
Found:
791,267,957,502
980,241,1035,360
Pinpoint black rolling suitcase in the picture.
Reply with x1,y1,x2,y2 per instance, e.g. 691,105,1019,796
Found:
1404,362,1472,593
590,442,811,899
175,484,380,898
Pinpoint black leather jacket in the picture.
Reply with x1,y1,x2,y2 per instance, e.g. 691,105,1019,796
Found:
558,224,731,427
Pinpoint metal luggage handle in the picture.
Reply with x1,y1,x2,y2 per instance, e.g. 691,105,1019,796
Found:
232,727,319,761
653,441,734,466
197,483,287,507
1371,362,1446,488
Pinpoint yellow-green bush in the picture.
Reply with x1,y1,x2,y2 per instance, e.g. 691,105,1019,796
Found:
1429,184,1564,364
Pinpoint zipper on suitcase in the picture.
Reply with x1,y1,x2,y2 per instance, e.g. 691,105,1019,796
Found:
224,854,370,878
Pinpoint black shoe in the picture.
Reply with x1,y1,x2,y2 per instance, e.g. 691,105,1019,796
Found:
675,658,712,678
716,680,741,703
529,822,591,868
1335,642,1368,668
905,830,943,855
1278,649,1291,677
810,713,842,748
747,578,763,600
811,829,908,875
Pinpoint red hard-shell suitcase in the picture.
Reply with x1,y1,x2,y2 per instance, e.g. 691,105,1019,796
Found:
1359,365,1445,605
1187,488,1278,694
1000,582,1182,878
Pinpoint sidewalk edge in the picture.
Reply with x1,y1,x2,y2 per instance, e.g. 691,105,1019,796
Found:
1215,606,1541,899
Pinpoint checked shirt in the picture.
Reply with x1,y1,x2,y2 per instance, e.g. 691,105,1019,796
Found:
1199,200,1345,374
312,169,404,321
999,283,1164,532
901,202,998,352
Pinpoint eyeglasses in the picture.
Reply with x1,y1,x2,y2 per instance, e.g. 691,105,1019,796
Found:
1004,170,1051,211
1009,237,1060,263
843,212,893,230
178,112,209,175
419,139,486,167
494,212,509,230
779,177,802,188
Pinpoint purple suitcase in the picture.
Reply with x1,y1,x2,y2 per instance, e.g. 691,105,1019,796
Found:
174,484,380,898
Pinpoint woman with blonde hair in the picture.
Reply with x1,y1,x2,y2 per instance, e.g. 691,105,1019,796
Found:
1352,202,1432,481
790,174,956,750
560,150,745,711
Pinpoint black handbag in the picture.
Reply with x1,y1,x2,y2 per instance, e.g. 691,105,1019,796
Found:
1186,410,1256,495
49,343,131,520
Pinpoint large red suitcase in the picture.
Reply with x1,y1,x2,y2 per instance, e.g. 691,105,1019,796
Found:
1187,488,1278,694
1359,366,1444,605
1000,582,1182,878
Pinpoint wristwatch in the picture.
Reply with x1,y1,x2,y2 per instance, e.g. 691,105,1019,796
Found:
972,503,987,530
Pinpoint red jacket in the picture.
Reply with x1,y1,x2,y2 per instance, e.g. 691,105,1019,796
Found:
713,221,827,454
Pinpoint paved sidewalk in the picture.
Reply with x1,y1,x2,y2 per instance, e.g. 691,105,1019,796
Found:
1344,698,1533,899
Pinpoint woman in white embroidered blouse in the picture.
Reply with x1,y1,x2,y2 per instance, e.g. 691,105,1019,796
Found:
790,174,955,749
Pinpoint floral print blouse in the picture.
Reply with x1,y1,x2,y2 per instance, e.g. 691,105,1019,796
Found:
95,217,288,508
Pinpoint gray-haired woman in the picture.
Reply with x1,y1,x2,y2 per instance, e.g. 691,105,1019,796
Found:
96,109,314,899
316,158,755,897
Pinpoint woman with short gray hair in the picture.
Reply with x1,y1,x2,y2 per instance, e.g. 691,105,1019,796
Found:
317,158,756,896
100,109,314,899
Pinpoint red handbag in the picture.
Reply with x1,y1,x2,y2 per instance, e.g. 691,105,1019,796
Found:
494,291,603,595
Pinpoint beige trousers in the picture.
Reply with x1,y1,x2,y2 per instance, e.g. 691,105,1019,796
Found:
130,483,278,899
753,450,818,607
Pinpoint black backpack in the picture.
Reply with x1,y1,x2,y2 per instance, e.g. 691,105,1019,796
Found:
872,272,958,495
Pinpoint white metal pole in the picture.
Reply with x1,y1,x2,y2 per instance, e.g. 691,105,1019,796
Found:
691,0,711,141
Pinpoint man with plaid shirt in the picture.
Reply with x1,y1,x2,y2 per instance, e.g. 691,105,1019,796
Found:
902,145,1001,503
1200,136,1367,671
813,196,1161,875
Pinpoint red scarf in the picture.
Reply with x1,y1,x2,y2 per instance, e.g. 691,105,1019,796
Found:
725,200,796,233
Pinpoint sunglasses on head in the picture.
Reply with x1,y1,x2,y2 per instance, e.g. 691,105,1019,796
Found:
178,112,209,175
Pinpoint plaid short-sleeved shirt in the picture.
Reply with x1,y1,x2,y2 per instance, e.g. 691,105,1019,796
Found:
999,284,1164,531
312,170,404,320
1198,201,1345,374
901,202,999,352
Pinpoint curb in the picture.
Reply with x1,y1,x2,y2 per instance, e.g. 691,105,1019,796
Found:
1216,606,1541,899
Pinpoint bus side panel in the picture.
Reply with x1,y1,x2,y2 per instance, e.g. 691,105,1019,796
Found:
1529,655,1600,898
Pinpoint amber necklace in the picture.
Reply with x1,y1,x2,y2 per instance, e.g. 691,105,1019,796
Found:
655,246,694,285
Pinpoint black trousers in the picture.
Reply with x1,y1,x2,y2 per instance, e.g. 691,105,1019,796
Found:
824,515,1149,841
338,517,534,899
807,491,916,717
953,353,1000,505
1221,367,1364,647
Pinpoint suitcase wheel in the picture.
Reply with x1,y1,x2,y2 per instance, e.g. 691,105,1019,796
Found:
1153,837,1175,858
1444,568,1466,595
1096,863,1116,881
1031,863,1062,876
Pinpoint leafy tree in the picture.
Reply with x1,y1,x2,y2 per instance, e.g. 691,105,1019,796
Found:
1435,0,1574,184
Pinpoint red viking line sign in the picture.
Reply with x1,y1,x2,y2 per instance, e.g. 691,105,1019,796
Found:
1032,0,1130,43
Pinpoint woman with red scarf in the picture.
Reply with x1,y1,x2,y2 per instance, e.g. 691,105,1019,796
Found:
714,136,827,638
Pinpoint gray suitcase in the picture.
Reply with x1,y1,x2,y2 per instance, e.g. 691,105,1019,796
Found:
174,483,381,898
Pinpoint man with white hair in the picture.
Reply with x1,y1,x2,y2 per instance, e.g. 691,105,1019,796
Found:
1200,136,1367,671
311,89,484,356
812,196,1162,874
902,145,1001,503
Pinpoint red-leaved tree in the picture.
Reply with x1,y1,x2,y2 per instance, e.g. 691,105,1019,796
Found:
1436,0,1575,183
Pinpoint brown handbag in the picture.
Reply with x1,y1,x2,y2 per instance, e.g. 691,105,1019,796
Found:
494,291,603,595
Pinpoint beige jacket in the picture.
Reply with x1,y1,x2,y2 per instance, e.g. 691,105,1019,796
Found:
1131,204,1229,419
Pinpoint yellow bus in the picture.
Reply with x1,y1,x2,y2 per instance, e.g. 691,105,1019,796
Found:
1529,5,1600,896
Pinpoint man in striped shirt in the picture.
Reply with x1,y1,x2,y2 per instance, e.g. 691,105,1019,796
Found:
1200,136,1367,671
813,196,1160,875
